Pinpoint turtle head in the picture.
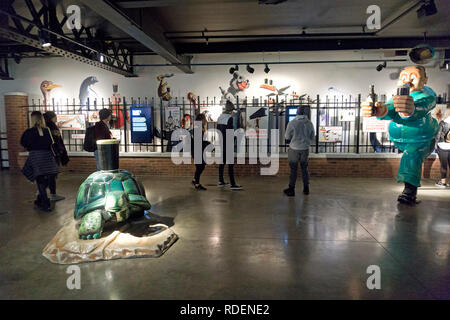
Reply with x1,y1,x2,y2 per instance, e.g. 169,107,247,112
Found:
105,191,130,222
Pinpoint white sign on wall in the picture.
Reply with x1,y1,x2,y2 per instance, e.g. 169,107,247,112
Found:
319,126,342,142
110,129,121,140
57,114,86,130
338,109,356,122
363,117,389,133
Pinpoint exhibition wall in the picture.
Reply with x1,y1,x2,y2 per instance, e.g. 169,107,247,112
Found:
1,50,449,108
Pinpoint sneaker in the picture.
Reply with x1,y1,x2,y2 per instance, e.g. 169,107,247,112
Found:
435,181,447,188
218,181,229,187
195,184,207,191
303,186,310,195
230,184,243,190
284,187,295,197
50,194,65,202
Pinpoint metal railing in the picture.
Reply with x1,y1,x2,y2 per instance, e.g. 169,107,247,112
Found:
23,94,399,155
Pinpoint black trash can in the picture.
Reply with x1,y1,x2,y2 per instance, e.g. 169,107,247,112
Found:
96,139,120,171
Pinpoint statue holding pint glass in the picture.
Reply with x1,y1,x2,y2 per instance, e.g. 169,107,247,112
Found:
362,66,438,205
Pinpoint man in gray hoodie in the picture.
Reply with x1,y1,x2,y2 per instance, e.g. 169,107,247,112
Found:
284,105,315,196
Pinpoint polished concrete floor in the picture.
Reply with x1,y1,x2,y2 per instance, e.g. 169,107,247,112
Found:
0,170,449,300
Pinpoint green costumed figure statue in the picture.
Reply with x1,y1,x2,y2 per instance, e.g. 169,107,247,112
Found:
362,65,438,205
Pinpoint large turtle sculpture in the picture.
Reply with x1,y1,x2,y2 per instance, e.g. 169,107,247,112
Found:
74,170,151,239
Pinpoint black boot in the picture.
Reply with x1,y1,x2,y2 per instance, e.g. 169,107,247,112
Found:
303,185,310,195
397,182,417,205
284,186,295,197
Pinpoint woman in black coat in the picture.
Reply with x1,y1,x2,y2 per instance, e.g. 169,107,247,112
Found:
44,111,69,201
21,111,59,211
191,113,210,190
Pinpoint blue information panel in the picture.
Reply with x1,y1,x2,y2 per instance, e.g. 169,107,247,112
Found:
130,105,152,143
286,106,298,126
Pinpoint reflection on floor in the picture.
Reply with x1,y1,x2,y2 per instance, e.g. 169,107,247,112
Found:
0,171,448,299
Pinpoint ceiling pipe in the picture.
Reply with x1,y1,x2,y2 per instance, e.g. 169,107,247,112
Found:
164,0,427,41
133,58,408,67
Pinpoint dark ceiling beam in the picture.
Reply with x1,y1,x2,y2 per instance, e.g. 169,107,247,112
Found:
0,27,136,76
174,37,450,54
79,0,193,73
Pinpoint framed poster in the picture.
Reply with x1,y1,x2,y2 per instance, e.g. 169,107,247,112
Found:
56,114,86,130
363,117,389,133
319,126,342,142
87,111,100,123
246,106,268,138
164,106,180,131
338,109,356,122
130,105,152,143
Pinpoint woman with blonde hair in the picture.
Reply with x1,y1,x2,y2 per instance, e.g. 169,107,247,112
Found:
435,108,450,187
21,111,59,211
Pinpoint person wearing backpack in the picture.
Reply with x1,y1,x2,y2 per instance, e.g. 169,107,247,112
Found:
91,108,112,171
435,108,450,188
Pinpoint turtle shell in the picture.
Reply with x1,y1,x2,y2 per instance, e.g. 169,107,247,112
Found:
74,170,149,219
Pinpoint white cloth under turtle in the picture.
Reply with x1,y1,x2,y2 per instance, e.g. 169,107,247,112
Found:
42,219,178,264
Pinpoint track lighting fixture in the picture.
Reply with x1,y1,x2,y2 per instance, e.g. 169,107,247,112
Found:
264,64,270,73
246,64,254,73
38,30,51,47
376,61,387,72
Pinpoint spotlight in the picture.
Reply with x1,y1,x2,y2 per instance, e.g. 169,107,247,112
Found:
246,64,254,73
234,64,239,71
417,0,437,18
264,63,270,73
376,61,387,72
229,66,235,74
38,30,51,47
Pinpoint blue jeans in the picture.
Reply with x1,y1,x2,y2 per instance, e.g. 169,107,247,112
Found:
94,150,101,171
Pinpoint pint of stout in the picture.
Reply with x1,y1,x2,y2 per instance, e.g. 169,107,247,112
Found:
97,139,120,171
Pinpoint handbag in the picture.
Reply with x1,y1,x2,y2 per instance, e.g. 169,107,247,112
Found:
47,127,61,161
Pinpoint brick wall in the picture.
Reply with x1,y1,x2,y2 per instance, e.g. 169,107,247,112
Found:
4,94,28,170
15,154,442,179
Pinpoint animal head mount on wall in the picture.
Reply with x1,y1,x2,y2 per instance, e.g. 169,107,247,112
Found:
157,73,174,101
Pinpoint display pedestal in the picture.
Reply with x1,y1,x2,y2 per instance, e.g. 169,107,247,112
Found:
43,218,178,264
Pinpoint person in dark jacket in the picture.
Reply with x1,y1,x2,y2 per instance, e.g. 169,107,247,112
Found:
216,100,242,190
93,108,113,171
43,111,68,201
435,108,450,187
191,113,209,190
21,111,59,211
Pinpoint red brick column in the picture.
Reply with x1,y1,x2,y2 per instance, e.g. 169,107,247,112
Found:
4,92,28,171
